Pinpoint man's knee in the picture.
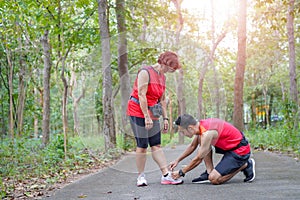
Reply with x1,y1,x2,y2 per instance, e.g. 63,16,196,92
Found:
208,170,222,185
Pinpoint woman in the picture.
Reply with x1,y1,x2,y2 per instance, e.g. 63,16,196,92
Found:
127,51,183,186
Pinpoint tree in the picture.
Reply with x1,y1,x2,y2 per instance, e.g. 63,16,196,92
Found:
70,68,86,136
197,0,227,119
98,0,116,150
171,0,185,144
7,47,14,139
41,30,51,146
115,0,133,148
233,0,247,131
286,0,299,130
16,32,27,136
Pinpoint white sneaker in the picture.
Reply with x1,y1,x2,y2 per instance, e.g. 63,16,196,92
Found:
161,172,183,185
137,173,148,187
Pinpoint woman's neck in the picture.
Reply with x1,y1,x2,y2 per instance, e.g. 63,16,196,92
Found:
152,63,163,74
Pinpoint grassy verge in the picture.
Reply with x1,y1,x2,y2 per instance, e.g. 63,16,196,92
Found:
0,134,123,199
245,127,300,159
2,127,298,199
0,131,193,199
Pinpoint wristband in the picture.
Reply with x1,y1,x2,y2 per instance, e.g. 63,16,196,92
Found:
179,169,185,177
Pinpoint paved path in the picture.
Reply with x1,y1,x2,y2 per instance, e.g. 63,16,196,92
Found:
44,145,300,200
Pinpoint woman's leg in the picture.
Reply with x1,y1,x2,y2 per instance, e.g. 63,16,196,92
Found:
151,145,169,175
136,147,147,175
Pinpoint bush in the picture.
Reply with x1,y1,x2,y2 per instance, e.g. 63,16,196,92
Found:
0,134,121,199
246,127,300,156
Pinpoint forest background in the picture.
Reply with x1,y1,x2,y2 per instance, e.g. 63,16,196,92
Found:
0,0,299,199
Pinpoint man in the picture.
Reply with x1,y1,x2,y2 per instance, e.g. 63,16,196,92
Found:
170,114,255,185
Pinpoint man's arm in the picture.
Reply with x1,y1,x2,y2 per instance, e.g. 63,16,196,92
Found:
172,130,218,179
169,136,199,170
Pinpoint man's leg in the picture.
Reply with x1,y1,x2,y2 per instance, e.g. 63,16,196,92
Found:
203,149,214,173
209,163,247,185
192,148,214,183
208,151,249,185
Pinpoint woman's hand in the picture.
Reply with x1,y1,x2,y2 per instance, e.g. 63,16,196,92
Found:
145,116,153,130
162,119,169,133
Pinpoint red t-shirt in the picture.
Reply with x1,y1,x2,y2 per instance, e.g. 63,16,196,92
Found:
127,66,166,118
199,118,250,155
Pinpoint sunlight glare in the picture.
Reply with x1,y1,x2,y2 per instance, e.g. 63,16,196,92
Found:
182,0,238,25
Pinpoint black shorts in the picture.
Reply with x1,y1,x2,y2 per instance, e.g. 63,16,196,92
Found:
215,151,250,176
129,116,161,148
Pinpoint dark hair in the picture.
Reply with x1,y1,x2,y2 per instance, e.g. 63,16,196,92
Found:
158,51,181,70
175,114,197,129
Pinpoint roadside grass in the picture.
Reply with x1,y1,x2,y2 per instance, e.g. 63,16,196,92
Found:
1,127,298,199
245,127,300,158
0,134,123,199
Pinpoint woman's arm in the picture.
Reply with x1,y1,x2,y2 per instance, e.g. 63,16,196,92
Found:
137,70,152,129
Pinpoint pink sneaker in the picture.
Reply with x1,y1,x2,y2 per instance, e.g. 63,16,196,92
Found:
161,172,183,185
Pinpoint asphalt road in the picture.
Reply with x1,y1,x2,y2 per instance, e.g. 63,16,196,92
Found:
43,145,300,200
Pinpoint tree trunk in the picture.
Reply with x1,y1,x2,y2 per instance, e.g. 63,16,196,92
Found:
176,69,186,144
115,0,133,149
7,48,14,139
263,87,269,127
198,0,227,120
61,57,69,158
34,75,43,138
233,0,247,131
41,30,51,146
70,70,86,135
198,58,208,120
171,0,185,144
251,93,256,129
197,36,226,120
168,94,174,137
98,0,116,150
17,38,26,136
210,0,220,119
286,0,299,130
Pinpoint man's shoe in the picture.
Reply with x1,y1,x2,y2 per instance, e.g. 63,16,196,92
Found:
137,173,148,187
161,172,183,185
192,171,210,184
243,158,256,183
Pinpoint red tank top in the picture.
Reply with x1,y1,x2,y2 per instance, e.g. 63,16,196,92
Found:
199,118,250,155
127,66,166,118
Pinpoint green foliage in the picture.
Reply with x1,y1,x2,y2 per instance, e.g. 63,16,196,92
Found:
246,127,300,155
0,135,122,198
161,132,193,147
116,133,136,151
281,99,298,129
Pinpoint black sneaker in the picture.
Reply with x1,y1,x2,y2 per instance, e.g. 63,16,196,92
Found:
243,158,256,182
192,171,210,183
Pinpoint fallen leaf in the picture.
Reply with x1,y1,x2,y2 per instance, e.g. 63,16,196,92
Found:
78,194,87,198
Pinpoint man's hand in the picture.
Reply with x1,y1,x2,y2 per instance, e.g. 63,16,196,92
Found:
169,160,179,171
171,170,181,180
